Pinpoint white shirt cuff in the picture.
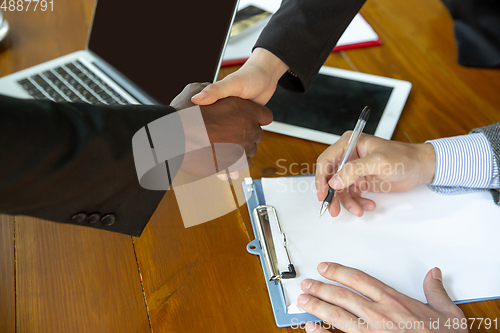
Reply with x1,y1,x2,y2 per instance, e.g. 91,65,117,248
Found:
426,133,493,188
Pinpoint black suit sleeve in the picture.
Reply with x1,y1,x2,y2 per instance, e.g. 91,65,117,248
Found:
255,0,366,92
0,95,179,236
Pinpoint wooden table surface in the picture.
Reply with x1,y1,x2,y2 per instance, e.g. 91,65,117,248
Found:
1,0,499,332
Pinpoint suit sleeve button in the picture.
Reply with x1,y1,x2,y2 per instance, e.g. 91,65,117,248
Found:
72,213,87,223
101,214,116,226
86,213,101,224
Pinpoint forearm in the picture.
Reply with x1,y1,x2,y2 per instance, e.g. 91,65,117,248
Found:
247,47,289,87
255,0,366,92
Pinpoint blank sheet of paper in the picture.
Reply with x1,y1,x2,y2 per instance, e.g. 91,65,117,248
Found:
261,176,500,314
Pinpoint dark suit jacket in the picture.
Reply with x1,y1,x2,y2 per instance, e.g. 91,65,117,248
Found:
255,0,366,92
0,95,173,236
441,0,500,67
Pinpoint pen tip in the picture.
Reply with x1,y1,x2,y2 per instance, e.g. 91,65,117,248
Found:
360,106,371,122
319,202,328,217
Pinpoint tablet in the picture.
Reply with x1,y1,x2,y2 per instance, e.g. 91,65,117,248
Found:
264,66,412,144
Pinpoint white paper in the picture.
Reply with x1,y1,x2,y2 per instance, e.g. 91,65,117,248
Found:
223,0,379,63
261,176,500,314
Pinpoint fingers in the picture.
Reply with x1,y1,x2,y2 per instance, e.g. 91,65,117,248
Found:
315,176,329,202
336,186,376,217
317,262,394,302
329,153,382,191
327,195,341,217
423,268,461,316
192,77,243,105
315,133,352,201
315,155,336,201
301,278,372,319
245,143,257,159
336,189,364,217
252,125,264,145
297,293,359,333
322,185,376,218
170,82,211,110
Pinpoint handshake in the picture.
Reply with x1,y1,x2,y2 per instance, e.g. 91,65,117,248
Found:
165,48,291,176
131,81,275,228
169,82,273,166
134,48,288,200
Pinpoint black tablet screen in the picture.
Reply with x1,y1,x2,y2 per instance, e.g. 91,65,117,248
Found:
266,74,394,136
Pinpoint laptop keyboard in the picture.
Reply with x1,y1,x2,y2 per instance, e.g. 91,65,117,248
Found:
17,60,130,105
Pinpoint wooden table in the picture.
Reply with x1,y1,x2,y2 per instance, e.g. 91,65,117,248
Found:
1,0,499,332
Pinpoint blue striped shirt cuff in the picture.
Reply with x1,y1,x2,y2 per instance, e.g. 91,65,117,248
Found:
427,133,497,193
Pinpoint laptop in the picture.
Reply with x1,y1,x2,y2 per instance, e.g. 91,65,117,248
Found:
0,0,239,106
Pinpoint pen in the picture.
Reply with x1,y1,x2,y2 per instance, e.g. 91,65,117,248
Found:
320,106,371,217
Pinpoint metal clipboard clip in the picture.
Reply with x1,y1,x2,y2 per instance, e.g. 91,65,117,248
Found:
253,205,296,282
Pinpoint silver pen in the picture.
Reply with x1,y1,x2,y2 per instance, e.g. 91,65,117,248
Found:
320,106,371,217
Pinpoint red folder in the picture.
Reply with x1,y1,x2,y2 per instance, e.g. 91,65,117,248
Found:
221,14,381,68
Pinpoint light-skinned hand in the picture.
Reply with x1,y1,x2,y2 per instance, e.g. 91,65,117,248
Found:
315,132,436,217
298,262,468,333
191,48,289,106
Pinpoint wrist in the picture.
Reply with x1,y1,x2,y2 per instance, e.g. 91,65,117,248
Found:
417,143,436,186
248,47,289,83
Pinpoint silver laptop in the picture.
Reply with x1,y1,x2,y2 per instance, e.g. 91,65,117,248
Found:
0,0,239,106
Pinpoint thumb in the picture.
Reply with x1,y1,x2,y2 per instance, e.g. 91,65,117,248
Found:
191,78,242,105
328,154,380,190
423,267,456,311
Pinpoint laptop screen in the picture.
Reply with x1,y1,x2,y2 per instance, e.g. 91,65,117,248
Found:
88,0,238,105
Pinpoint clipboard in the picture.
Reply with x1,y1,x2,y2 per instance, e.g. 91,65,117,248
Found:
243,177,320,327
244,175,500,327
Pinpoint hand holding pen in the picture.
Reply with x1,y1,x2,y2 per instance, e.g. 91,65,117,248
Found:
315,106,436,217
319,106,371,217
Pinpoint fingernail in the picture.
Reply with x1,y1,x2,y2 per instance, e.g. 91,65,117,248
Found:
229,171,239,180
432,267,442,281
329,174,343,188
298,294,311,305
318,262,329,273
192,91,206,101
363,203,375,211
348,207,358,216
217,174,228,181
302,279,313,290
